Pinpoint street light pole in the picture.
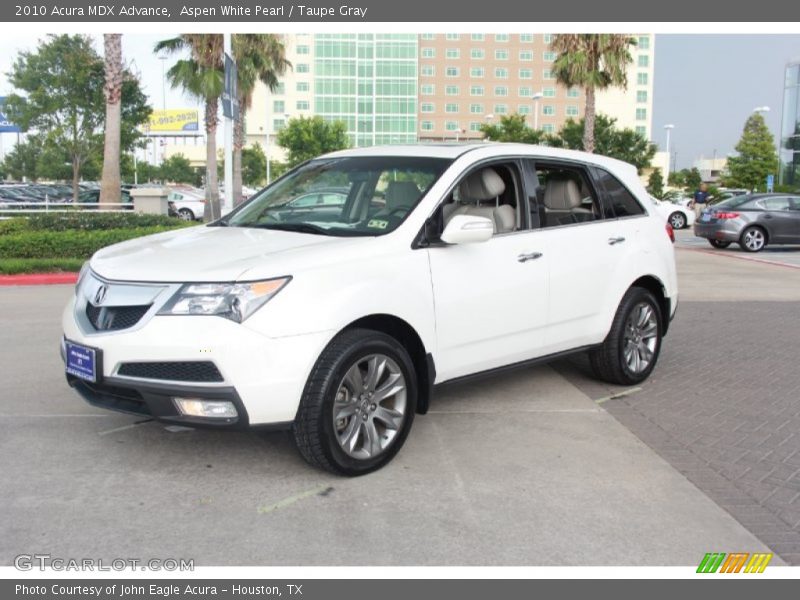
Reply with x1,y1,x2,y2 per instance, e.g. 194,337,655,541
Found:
532,92,544,130
663,124,675,181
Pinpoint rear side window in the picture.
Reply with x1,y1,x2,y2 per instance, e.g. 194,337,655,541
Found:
595,168,645,218
761,197,791,211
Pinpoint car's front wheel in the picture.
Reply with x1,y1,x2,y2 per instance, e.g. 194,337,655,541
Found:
740,226,767,252
589,287,663,386
708,239,731,249
177,208,195,221
292,328,417,476
669,211,687,229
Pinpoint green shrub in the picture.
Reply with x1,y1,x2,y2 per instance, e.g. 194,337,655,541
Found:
0,218,30,235
22,212,190,232
0,226,188,259
0,258,85,274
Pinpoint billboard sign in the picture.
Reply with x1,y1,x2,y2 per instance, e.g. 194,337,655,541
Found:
0,96,22,133
142,109,200,135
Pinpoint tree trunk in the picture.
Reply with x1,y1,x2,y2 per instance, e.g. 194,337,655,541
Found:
72,157,81,204
232,101,245,207
99,34,123,210
204,98,220,221
583,85,596,154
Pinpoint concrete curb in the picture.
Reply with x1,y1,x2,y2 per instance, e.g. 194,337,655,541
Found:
0,273,78,286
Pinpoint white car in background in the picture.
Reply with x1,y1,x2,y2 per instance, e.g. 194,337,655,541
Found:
652,197,695,230
167,189,206,221
62,144,678,475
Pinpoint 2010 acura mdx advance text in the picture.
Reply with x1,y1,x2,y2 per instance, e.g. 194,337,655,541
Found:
62,144,678,475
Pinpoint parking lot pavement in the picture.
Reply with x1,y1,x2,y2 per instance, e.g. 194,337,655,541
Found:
675,228,800,269
556,247,800,565
0,285,776,566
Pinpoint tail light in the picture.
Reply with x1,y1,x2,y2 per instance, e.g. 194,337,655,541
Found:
666,222,675,243
715,211,740,220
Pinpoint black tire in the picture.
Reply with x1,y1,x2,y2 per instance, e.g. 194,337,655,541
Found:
177,208,195,221
589,287,663,386
292,328,417,476
708,239,731,249
739,226,767,252
668,211,687,229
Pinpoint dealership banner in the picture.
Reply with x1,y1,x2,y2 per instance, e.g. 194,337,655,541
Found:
0,97,21,133
2,0,797,21
141,109,200,135
3,579,798,600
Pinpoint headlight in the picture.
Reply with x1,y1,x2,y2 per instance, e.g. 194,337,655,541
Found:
158,277,291,323
75,261,91,296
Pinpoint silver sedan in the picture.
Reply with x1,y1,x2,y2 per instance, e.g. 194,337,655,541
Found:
693,193,800,252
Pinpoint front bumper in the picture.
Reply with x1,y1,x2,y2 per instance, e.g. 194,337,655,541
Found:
62,295,334,427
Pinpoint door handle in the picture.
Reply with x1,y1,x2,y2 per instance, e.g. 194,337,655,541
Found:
763,214,773,219
608,236,626,245
517,252,543,263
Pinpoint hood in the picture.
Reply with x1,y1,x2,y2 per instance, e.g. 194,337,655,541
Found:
90,225,373,282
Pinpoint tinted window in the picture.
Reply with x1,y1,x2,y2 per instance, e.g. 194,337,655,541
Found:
595,169,645,218
717,194,757,209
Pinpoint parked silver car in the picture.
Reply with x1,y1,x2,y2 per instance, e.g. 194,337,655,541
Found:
693,193,800,252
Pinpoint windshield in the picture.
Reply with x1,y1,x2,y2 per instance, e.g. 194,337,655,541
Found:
224,156,451,236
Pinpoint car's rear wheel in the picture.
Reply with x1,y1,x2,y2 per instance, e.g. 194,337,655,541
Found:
292,328,417,476
708,239,731,249
589,287,663,386
740,226,767,252
177,208,195,221
669,211,686,229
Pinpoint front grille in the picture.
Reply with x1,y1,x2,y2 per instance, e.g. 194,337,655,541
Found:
86,303,150,331
117,361,224,383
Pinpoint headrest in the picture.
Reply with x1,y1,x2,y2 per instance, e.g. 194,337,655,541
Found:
543,177,582,211
385,181,421,210
459,168,505,202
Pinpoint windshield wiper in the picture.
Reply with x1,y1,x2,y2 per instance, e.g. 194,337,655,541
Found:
248,222,332,236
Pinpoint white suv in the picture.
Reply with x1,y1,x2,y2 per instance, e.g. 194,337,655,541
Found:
62,144,678,475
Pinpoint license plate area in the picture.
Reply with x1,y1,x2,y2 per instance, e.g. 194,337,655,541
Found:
65,340,102,383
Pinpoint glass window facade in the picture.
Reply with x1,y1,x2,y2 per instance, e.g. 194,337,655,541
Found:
315,34,418,147
781,61,800,185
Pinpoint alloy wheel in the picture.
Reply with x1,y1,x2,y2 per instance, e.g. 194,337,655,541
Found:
622,302,659,374
742,228,765,251
669,212,686,229
332,354,407,460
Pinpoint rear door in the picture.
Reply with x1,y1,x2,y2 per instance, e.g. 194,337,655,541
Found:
526,160,641,353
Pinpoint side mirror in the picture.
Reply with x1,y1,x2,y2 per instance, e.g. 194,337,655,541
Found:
440,214,494,244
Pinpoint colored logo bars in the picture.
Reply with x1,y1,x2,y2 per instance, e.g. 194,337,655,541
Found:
697,552,773,573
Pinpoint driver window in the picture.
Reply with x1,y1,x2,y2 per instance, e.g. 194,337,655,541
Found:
440,162,523,236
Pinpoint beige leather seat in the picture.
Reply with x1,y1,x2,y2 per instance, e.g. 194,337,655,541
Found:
444,168,516,234
543,176,594,226
382,181,421,216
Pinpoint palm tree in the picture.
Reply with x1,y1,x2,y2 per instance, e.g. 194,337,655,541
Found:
154,34,224,220
99,33,123,209
551,34,636,153
232,34,290,206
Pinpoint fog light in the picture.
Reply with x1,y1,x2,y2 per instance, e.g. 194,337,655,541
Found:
173,397,238,419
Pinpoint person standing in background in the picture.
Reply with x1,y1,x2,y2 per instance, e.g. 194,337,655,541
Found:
691,183,711,219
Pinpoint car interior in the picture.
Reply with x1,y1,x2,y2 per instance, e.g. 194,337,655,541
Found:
440,162,523,235
435,161,602,239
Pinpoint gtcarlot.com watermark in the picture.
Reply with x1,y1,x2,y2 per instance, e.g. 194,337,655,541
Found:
14,554,194,572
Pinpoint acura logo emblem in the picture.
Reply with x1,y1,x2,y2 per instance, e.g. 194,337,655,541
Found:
94,285,108,305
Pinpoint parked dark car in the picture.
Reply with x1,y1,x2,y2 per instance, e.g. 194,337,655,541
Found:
693,193,800,252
